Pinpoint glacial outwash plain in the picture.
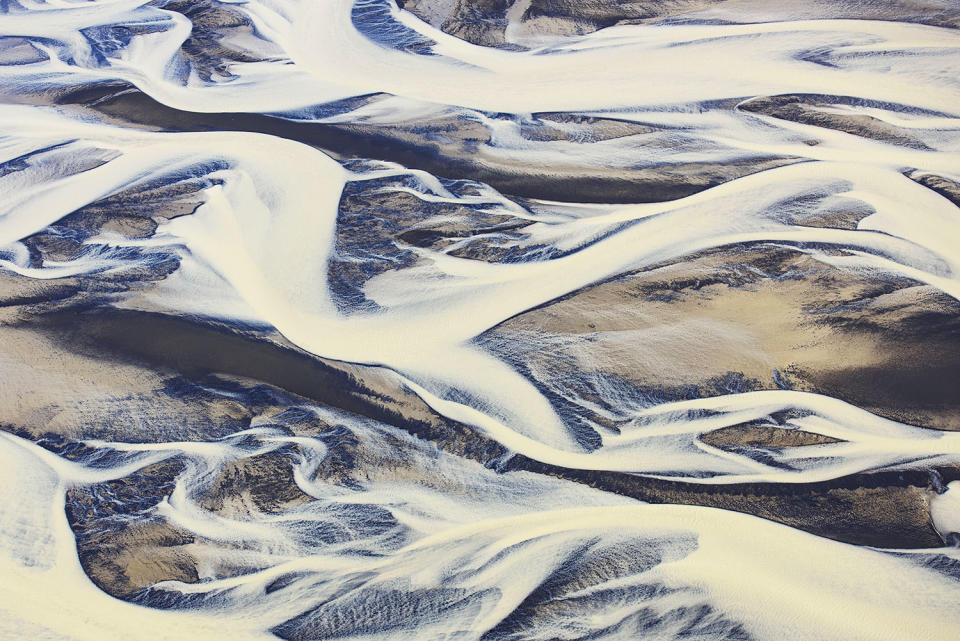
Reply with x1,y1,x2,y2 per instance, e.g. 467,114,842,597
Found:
1,0,960,639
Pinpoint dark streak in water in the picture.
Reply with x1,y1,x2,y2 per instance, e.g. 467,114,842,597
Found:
50,82,795,203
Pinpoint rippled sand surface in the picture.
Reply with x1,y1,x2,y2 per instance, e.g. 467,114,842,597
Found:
1,0,960,639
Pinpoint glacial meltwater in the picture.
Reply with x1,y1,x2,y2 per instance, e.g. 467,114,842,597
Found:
1,0,960,639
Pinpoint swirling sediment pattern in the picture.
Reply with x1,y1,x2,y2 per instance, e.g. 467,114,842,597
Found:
1,0,960,639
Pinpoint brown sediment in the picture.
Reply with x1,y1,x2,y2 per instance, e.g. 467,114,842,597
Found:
910,172,960,209
64,465,951,602
65,450,320,599
518,0,727,36
66,439,955,604
197,451,314,515
3,235,954,580
66,459,201,598
699,422,842,449
739,94,934,149
682,0,960,29
491,243,960,429
38,306,952,543
507,455,953,548
524,113,657,142
161,0,279,82
76,521,200,598
0,272,81,309
400,0,960,50
0,81,799,204
0,323,258,443
397,0,727,49
16,307,508,463
333,184,534,289
324,115,796,203
396,0,515,49
22,299,949,605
